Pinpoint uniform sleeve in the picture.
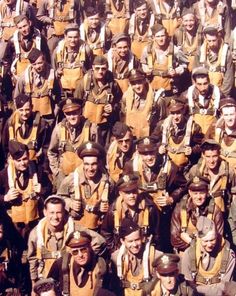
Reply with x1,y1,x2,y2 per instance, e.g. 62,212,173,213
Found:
36,1,52,24
181,247,194,281
220,49,234,96
100,207,116,252
47,125,61,176
57,174,74,211
213,205,224,237
27,228,39,281
14,73,26,98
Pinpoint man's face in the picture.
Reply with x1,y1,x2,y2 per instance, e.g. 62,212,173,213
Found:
64,109,81,127
14,151,29,172
157,272,177,291
17,18,31,37
65,30,80,48
194,77,209,96
32,55,45,74
182,14,195,31
71,246,91,266
154,29,168,47
83,156,99,180
205,34,219,51
117,131,132,153
222,106,236,129
171,110,183,125
41,291,56,296
130,80,145,95
202,149,220,170
201,233,217,253
43,203,65,229
140,151,157,168
92,64,108,80
87,14,100,29
189,189,207,207
121,230,142,255
18,101,32,121
136,3,148,19
120,188,138,208
115,40,129,58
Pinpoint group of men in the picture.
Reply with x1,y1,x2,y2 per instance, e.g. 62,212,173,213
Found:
0,0,236,294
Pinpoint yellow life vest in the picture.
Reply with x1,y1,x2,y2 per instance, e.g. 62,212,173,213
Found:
48,0,75,36
36,216,74,278
124,85,154,138
7,159,40,224
80,20,106,56
11,28,41,77
83,71,114,124
147,42,174,90
8,111,40,160
73,166,109,230
0,0,24,41
24,65,55,117
106,140,124,182
56,40,86,90
107,0,129,35
58,121,90,176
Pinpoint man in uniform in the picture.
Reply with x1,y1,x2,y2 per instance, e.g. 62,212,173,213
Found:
141,24,187,103
48,231,107,295
105,0,131,35
33,278,61,296
148,0,181,37
53,24,93,99
171,176,224,253
14,48,61,123
2,94,49,168
125,136,186,252
121,69,166,139
28,195,106,288
128,0,155,59
79,6,112,57
101,173,160,253
184,66,223,135
3,15,50,81
57,141,112,231
192,0,231,43
48,99,97,190
152,98,203,172
188,139,236,212
194,26,233,97
182,216,235,296
148,254,196,295
36,0,81,53
74,55,122,147
212,98,236,171
106,122,135,182
107,33,140,94
111,218,162,295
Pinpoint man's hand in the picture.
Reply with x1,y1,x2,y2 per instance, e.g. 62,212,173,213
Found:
4,188,20,202
103,104,112,116
180,232,192,244
168,68,176,77
159,144,166,155
100,201,109,213
154,193,173,207
71,199,81,212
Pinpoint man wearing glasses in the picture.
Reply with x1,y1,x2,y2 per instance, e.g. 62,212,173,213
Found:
48,231,107,296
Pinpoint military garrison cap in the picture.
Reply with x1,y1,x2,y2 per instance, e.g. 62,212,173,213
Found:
119,218,140,238
201,139,221,151
93,55,108,65
86,6,100,17
188,176,209,191
219,97,236,109
112,33,130,45
44,195,66,207
136,137,157,154
192,66,209,79
169,97,185,113
134,0,147,9
152,254,180,274
64,23,80,34
128,69,146,83
28,48,43,63
15,94,31,109
203,25,218,35
66,231,92,248
77,141,105,158
112,122,131,139
117,174,139,192
151,24,166,35
181,8,195,17
9,140,28,160
196,216,216,238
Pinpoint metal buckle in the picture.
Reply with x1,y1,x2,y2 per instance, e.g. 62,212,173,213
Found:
51,251,61,259
199,108,207,115
85,204,94,213
130,283,139,290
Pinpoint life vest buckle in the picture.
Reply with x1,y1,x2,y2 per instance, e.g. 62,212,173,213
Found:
51,251,61,259
199,108,207,115
130,283,140,290
85,204,95,213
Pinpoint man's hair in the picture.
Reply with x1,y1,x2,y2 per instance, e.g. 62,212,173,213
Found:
202,143,220,153
44,197,65,209
192,73,209,82
34,280,61,295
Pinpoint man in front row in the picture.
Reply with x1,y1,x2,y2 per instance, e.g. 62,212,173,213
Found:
182,216,235,296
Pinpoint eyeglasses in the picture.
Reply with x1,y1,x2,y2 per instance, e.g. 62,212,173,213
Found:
117,138,131,144
94,66,107,71
71,247,88,256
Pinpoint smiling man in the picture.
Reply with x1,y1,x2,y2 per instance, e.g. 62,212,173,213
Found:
57,141,113,231
182,216,235,296
171,176,224,253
